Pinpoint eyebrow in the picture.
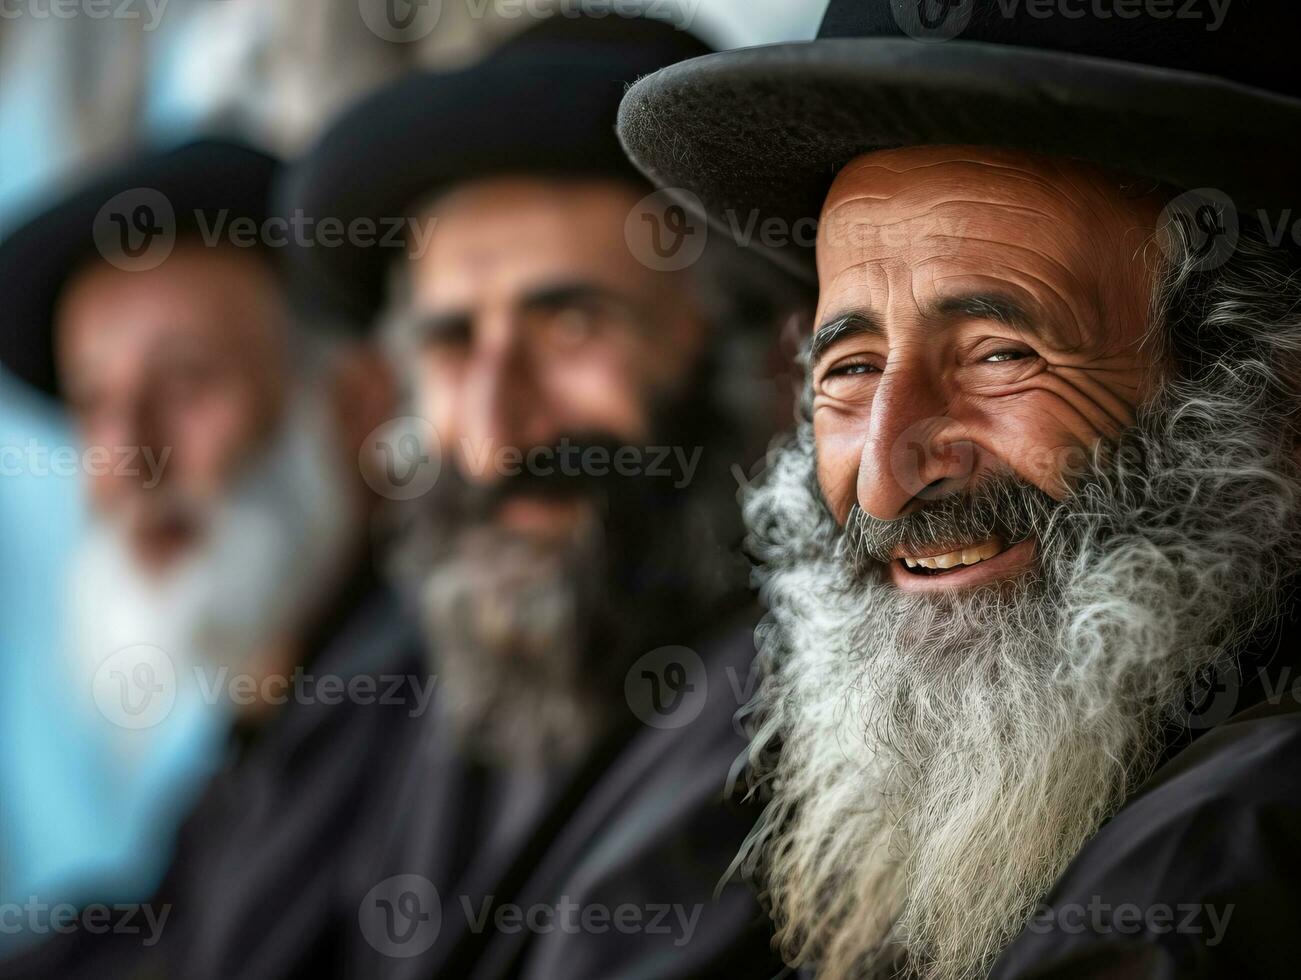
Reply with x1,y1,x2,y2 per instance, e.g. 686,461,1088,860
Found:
518,281,637,321
932,292,1037,331
406,280,642,345
808,309,883,367
809,291,1040,367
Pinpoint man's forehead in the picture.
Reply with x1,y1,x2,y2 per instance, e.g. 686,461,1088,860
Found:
56,245,284,364
410,176,650,303
818,147,1137,257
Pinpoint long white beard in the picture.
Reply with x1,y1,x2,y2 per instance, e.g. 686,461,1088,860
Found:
738,364,1301,979
67,390,355,751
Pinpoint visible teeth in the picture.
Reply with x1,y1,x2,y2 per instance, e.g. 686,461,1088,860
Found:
901,538,1004,571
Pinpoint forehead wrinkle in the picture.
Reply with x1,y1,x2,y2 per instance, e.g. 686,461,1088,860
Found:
826,164,1128,253
832,156,1090,208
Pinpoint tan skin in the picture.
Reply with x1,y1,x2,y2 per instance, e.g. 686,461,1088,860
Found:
56,243,394,713
405,176,709,538
58,244,290,571
810,146,1166,592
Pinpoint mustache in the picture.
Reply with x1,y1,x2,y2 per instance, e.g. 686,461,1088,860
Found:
841,472,1061,570
441,433,671,524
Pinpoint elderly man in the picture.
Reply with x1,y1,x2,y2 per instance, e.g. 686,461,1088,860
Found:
0,139,426,976
283,11,808,979
619,1,1301,978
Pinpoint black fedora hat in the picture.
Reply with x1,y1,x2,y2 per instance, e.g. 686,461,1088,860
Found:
0,139,280,398
617,0,1301,281
281,11,713,324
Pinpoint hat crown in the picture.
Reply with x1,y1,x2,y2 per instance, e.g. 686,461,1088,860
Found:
818,0,1298,97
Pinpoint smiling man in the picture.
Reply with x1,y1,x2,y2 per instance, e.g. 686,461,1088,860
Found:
619,1,1301,978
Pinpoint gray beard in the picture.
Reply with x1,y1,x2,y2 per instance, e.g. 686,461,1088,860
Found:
419,517,615,769
737,352,1301,978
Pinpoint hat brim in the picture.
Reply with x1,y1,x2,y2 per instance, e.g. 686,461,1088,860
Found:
0,140,279,398
618,37,1301,280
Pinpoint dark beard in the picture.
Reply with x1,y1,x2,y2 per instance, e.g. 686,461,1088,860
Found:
389,354,756,768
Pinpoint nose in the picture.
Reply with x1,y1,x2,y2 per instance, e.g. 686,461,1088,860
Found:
856,359,976,521
458,323,550,484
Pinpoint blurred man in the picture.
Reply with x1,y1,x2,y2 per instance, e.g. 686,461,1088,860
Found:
620,1,1301,978
285,11,808,979
0,139,425,975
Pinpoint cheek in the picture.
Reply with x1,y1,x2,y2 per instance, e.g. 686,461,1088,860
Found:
415,359,462,440
813,411,864,524
167,384,267,497
976,390,1115,498
538,348,649,442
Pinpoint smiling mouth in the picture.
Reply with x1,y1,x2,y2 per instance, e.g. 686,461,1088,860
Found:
887,535,1038,591
898,537,1006,576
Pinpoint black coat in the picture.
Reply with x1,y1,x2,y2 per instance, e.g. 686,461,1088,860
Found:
0,599,782,980
991,605,1301,979
339,608,782,980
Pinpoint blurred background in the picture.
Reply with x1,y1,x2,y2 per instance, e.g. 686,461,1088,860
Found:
0,0,822,950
